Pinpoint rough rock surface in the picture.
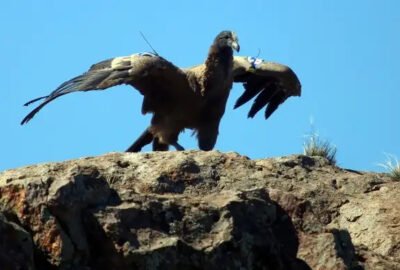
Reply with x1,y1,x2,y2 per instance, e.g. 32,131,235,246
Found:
0,151,399,269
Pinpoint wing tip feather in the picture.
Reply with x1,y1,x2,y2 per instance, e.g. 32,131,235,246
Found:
23,96,48,106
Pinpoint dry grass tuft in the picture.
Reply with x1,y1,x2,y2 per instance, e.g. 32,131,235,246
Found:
378,153,400,181
303,132,337,165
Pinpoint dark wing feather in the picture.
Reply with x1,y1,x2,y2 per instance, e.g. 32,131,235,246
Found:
234,76,272,109
233,56,301,119
247,82,279,118
21,69,122,124
264,90,286,119
21,53,188,124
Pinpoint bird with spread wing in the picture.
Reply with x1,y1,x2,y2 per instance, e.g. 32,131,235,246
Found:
21,31,301,152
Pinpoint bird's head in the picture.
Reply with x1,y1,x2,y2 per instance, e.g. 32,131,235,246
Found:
214,31,240,52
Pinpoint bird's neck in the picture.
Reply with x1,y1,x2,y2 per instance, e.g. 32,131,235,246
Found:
201,44,234,96
205,45,234,72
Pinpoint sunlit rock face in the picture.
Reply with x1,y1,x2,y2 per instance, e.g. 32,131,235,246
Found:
0,151,398,269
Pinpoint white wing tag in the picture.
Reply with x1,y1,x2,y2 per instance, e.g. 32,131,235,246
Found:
247,56,263,69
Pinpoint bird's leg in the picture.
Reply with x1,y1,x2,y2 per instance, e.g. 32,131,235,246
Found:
152,137,169,151
171,142,185,151
197,122,219,151
126,128,153,152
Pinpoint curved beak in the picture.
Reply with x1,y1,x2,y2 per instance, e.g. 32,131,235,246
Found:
231,40,240,52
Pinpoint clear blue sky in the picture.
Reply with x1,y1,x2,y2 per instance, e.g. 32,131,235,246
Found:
1,1,399,172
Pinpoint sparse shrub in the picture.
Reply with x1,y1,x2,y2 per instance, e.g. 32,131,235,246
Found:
303,131,337,165
378,153,400,181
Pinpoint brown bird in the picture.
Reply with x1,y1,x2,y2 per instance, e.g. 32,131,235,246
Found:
21,30,301,152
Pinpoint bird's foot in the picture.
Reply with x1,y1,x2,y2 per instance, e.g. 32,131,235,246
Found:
172,142,185,151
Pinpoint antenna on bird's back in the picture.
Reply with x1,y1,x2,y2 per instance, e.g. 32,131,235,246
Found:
256,48,261,58
139,31,159,56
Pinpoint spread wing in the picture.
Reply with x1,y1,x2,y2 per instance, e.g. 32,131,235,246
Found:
21,53,190,124
233,56,301,119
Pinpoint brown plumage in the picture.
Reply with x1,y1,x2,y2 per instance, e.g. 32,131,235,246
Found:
21,31,301,152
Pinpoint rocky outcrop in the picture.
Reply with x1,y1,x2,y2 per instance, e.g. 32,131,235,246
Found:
0,151,399,269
